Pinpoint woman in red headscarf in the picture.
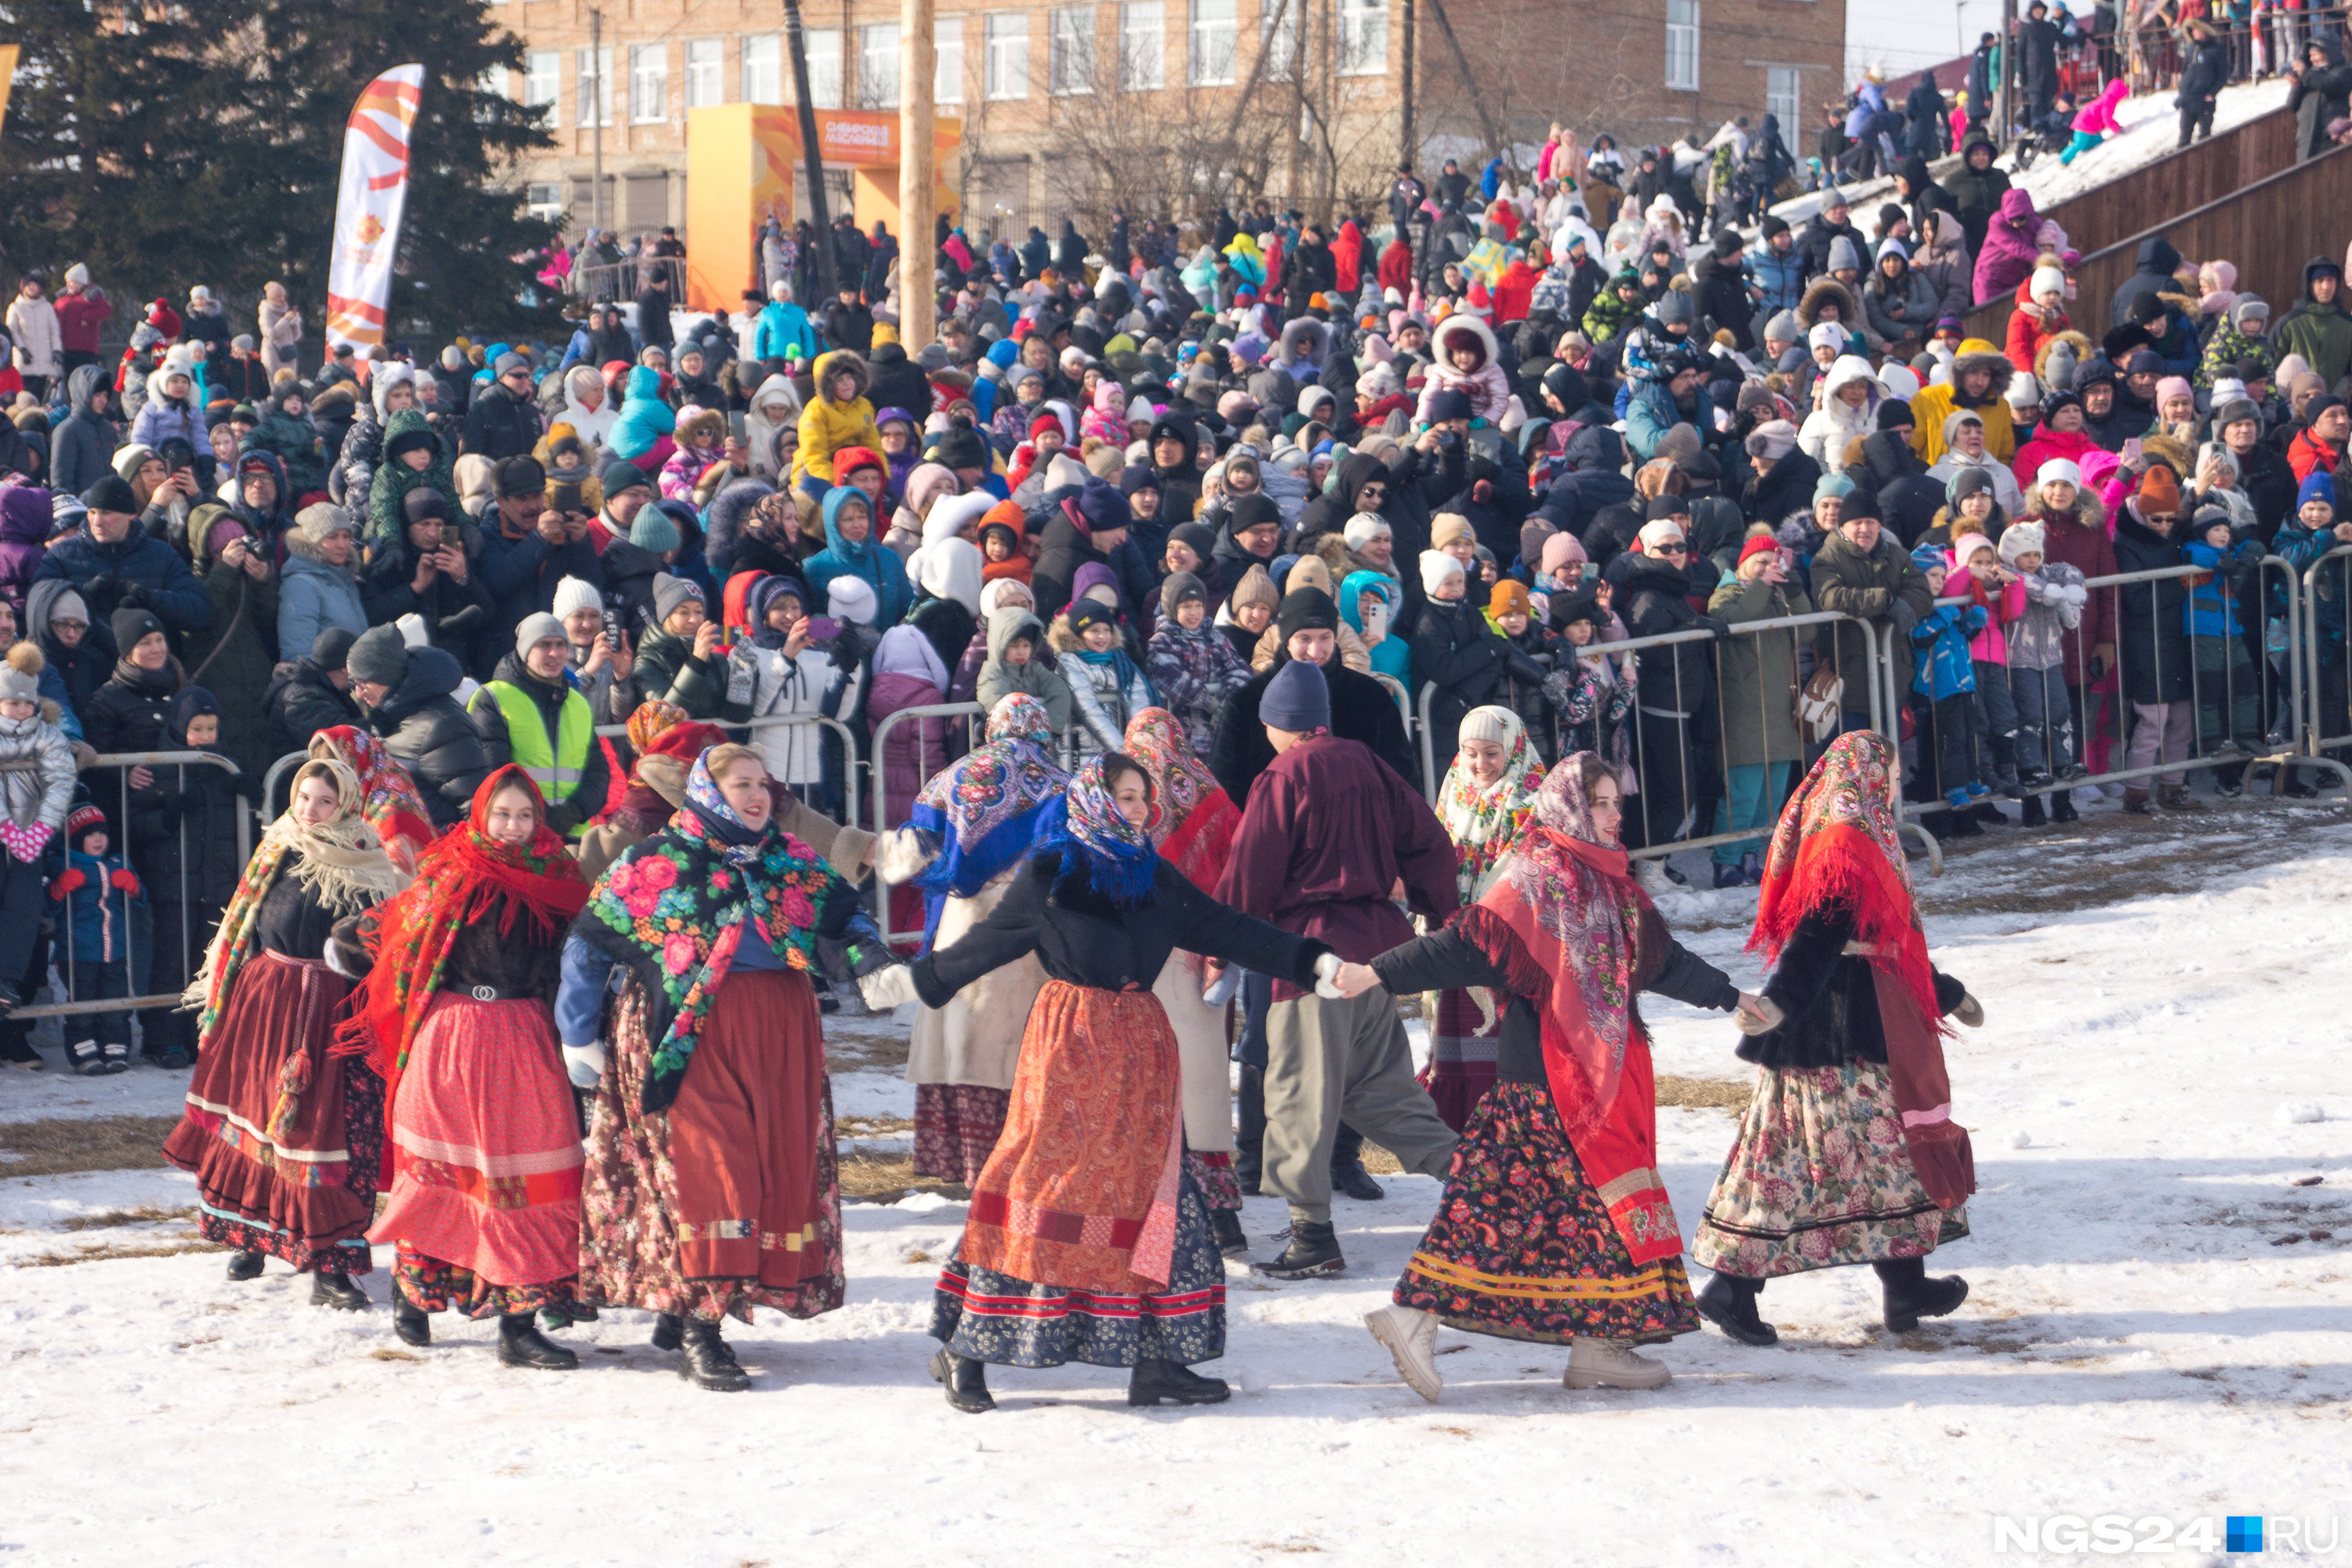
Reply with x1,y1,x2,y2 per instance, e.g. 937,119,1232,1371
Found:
1688,729,1984,1347
1123,706,1249,1256
1330,750,1761,1403
332,766,593,1367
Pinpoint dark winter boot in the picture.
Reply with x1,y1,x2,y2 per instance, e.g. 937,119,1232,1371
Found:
393,1295,432,1347
1210,1207,1249,1258
224,1249,265,1283
2019,792,2048,827
1695,1271,1777,1345
1128,1357,1232,1407
1874,1256,1969,1332
929,1347,994,1413
650,1312,684,1352
309,1269,368,1311
2049,789,2080,823
497,1312,579,1370
677,1316,750,1391
1258,1219,1345,1279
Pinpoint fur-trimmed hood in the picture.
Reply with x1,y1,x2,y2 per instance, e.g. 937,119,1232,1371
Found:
1798,277,1860,331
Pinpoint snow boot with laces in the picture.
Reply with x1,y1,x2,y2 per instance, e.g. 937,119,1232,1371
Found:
1128,1358,1231,1406
498,1312,579,1370
678,1316,750,1391
1257,1218,1345,1279
1875,1256,1969,1331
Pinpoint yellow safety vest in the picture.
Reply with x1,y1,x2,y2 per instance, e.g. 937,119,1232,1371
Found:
485,680,593,833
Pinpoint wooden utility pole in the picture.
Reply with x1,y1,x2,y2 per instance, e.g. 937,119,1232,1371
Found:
785,0,840,299
900,0,936,345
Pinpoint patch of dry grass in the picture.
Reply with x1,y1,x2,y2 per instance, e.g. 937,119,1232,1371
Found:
0,1115,182,1178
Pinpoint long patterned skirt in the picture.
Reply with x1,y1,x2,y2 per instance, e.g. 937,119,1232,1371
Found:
579,968,845,1325
161,949,381,1275
1422,985,1504,1134
930,980,1224,1368
1393,1080,1700,1345
371,994,591,1321
1689,1061,1969,1279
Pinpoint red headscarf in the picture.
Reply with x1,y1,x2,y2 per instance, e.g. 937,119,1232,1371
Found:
333,767,590,1120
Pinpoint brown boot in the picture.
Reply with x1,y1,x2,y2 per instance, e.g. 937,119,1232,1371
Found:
2160,785,2210,812
2122,787,2159,815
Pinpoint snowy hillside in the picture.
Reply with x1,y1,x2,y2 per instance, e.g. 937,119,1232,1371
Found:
3,818,2348,1565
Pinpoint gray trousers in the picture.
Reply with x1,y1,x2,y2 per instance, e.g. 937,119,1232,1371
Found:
1264,990,1459,1225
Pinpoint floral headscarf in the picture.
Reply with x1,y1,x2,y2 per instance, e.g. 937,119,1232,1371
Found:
1437,705,1546,906
909,693,1070,946
1122,707,1236,891
1040,752,1161,906
574,750,852,1112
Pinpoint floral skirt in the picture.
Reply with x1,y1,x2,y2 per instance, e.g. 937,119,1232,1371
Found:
931,1168,1225,1369
371,994,589,1319
162,950,380,1275
579,970,844,1325
1394,1081,1699,1346
1689,1061,1968,1279
1422,986,1504,1135
912,1083,1010,1186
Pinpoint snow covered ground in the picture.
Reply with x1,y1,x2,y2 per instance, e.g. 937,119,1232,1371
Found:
4,815,2349,1566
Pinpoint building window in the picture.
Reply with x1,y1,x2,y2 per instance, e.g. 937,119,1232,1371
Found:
576,46,612,126
1766,64,1799,128
1189,0,1236,85
806,27,842,107
684,38,722,109
1338,0,1385,75
743,34,782,103
1119,2,1164,89
1050,6,1095,95
1261,0,1299,82
629,43,666,123
985,14,1029,100
1665,0,1698,91
860,23,901,107
936,18,965,100
524,50,559,111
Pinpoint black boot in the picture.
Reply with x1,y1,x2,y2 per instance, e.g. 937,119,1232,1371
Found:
498,1312,579,1370
224,1249,264,1283
650,1312,684,1352
677,1316,750,1391
1258,1218,1345,1279
393,1295,431,1347
2019,792,2047,827
1695,1270,1777,1345
1874,1256,1969,1332
1128,1357,1232,1407
929,1347,995,1413
1210,1207,1248,1258
309,1269,368,1311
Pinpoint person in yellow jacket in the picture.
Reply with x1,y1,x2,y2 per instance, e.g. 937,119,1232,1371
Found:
1907,339,2017,467
468,612,610,838
792,349,886,500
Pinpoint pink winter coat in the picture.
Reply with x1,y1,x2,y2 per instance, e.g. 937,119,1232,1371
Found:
2072,79,2129,136
1973,189,2045,308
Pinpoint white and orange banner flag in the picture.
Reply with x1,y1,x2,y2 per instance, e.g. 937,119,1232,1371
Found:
325,64,426,354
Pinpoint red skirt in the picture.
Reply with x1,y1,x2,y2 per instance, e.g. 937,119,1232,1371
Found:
369,994,583,1290
162,949,380,1273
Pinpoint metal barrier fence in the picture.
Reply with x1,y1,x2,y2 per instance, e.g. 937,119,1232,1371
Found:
13,751,249,1025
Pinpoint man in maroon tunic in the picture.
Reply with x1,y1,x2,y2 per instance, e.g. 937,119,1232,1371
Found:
1217,659,1461,1278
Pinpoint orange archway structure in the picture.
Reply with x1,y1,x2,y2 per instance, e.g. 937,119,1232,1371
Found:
684,104,960,314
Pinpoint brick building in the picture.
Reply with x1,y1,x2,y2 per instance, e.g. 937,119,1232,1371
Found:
488,0,1844,246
